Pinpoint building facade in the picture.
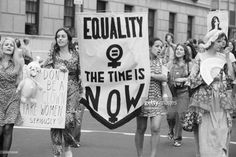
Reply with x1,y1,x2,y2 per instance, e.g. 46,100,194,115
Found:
0,0,235,58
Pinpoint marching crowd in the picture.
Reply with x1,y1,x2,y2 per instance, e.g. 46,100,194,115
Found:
0,18,236,157
135,30,236,157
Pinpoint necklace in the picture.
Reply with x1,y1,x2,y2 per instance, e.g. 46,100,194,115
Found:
0,61,9,69
59,51,72,60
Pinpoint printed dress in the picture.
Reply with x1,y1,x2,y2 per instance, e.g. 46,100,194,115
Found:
44,50,84,156
186,53,235,157
0,61,21,126
139,59,166,117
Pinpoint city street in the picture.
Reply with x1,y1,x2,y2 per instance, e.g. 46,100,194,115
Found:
10,110,236,157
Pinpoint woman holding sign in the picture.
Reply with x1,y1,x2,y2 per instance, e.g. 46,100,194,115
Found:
0,37,24,157
186,30,235,157
44,28,83,157
135,38,168,157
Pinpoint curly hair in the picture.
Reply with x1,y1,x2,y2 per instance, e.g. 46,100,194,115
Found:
149,37,163,47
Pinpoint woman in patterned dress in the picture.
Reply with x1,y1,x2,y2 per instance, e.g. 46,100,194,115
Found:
186,30,235,157
135,38,168,157
0,37,24,157
44,28,84,157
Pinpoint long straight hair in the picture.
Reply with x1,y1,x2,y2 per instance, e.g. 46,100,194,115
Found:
53,28,74,56
0,37,23,74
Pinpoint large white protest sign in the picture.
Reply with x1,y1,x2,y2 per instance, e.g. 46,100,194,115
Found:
77,12,150,129
18,68,68,128
207,10,229,36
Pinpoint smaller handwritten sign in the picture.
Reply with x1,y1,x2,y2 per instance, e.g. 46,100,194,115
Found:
18,68,68,129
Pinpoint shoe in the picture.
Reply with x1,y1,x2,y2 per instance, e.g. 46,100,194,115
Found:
65,147,72,157
173,140,181,147
168,132,174,140
65,151,72,157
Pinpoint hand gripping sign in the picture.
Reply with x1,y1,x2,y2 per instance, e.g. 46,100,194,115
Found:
77,12,150,129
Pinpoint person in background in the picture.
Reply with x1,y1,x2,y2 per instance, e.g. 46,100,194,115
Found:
219,33,236,88
227,40,236,77
185,40,198,59
228,40,236,58
135,38,168,157
197,40,206,53
15,38,32,65
166,43,192,147
73,41,79,53
14,38,21,49
198,43,206,53
224,39,236,119
22,38,33,65
163,33,176,65
43,28,83,157
186,30,235,157
0,37,24,157
190,39,198,51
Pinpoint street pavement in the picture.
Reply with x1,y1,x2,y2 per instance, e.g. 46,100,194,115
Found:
10,110,236,157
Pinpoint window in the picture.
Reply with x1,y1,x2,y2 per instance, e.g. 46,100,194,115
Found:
169,12,175,35
187,16,194,39
230,11,235,26
64,0,75,36
148,9,155,39
97,0,107,12
25,0,39,35
124,5,133,12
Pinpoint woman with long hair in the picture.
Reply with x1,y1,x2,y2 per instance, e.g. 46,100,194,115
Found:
166,43,192,147
0,37,24,157
44,28,84,157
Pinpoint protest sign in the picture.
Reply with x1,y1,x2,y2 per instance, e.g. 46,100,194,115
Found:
77,12,150,129
18,68,68,129
207,10,229,36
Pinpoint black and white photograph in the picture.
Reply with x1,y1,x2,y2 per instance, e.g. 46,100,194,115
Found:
0,0,236,157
